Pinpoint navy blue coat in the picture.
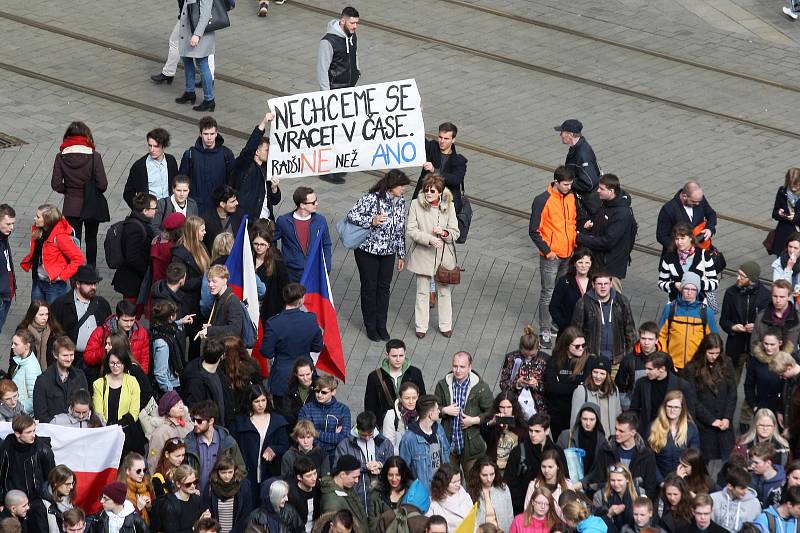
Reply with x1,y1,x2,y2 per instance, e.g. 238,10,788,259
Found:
656,189,718,250
231,414,290,507
261,308,323,397
653,421,700,481
210,478,254,533
274,212,332,282
179,135,236,213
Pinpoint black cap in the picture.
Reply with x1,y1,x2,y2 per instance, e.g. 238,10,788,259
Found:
333,454,361,475
589,357,612,374
72,265,102,284
554,119,583,134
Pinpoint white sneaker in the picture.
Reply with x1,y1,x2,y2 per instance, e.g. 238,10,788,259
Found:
274,0,286,4
784,6,798,19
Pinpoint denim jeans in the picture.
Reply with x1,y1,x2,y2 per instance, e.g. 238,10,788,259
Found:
31,278,70,304
538,255,569,333
183,55,214,101
0,298,11,335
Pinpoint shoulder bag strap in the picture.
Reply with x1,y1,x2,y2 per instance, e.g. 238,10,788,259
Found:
375,369,395,408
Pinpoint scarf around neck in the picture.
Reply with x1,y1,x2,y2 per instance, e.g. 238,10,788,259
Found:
28,322,50,371
677,246,695,266
210,475,242,500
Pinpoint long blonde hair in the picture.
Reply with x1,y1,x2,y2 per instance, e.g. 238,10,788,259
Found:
210,232,234,263
648,390,690,452
178,215,210,272
603,463,638,503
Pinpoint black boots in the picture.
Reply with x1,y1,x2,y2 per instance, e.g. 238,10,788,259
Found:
193,99,216,112
175,92,196,104
150,73,174,84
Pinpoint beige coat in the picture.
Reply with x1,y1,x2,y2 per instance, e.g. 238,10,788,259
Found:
406,188,460,276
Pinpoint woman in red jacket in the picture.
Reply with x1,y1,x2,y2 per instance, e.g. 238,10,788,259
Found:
50,121,109,267
20,204,84,303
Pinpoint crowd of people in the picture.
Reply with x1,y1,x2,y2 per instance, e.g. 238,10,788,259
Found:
3,4,800,533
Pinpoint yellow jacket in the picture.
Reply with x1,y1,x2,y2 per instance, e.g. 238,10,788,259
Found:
92,374,141,422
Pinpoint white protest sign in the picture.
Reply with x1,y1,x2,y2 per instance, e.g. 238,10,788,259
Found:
266,79,426,179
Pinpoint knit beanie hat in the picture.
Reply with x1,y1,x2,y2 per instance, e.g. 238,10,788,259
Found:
102,481,128,505
333,454,361,475
680,271,702,291
158,390,183,417
739,261,760,283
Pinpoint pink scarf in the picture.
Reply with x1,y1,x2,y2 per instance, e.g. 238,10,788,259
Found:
677,246,695,265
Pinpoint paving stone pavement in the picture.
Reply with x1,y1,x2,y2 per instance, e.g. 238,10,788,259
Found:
0,0,790,410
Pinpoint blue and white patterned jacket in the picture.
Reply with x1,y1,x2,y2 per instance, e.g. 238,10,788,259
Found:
346,192,406,258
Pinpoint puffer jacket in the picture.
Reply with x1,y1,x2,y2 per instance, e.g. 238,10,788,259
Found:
433,371,493,462
571,288,636,363
346,191,406,258
20,218,84,282
298,397,351,466
710,487,761,532
51,146,108,218
657,297,718,369
405,188,460,276
576,190,635,278
10,353,41,413
83,315,150,373
528,184,577,258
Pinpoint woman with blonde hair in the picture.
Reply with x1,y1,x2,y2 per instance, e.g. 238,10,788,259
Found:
50,121,109,267
733,408,791,467
172,215,209,356
117,452,155,525
562,499,607,532
509,486,560,533
20,203,84,303
406,173,460,339
591,464,641,530
648,390,700,479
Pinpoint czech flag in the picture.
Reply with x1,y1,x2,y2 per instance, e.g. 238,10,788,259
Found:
225,216,267,376
300,231,346,382
0,422,124,514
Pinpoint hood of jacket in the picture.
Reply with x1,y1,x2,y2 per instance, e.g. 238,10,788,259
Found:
403,479,431,514
675,295,705,310
711,487,760,530
585,287,618,304
755,464,786,494
572,402,605,435
547,183,573,201
321,475,352,497
407,420,442,440
604,189,632,210
108,498,136,518
193,133,227,153
326,18,348,39
58,147,95,171
417,187,455,211
753,341,794,364
577,516,608,533
150,279,183,302
44,218,77,240
380,356,411,377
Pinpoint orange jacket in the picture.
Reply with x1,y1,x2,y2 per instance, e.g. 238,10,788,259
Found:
528,184,577,258
20,218,84,282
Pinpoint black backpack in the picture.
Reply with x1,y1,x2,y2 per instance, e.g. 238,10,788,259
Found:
104,218,146,269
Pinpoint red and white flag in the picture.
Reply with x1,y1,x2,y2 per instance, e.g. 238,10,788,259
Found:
0,422,124,513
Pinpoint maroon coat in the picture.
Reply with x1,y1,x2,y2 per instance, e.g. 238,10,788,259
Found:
51,150,108,217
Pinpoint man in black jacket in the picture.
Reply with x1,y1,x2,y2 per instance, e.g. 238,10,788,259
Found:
50,265,112,369
112,193,156,303
556,119,601,218
0,415,56,501
122,128,178,209
630,352,696,434
180,336,235,427
201,184,243,251
655,181,717,251
196,265,244,340
32,336,88,422
503,413,566,514
579,410,659,501
0,204,16,335
577,174,635,286
720,261,771,380
288,455,322,533
363,339,426,425
234,112,282,222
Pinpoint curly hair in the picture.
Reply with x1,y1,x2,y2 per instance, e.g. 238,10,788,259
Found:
430,463,461,502
466,457,505,502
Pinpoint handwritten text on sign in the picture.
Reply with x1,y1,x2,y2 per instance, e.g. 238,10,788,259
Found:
267,79,426,178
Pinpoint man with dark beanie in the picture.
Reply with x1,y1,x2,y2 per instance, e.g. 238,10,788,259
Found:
320,454,367,531
95,481,148,533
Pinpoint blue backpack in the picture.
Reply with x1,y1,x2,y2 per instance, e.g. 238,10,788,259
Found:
239,298,257,349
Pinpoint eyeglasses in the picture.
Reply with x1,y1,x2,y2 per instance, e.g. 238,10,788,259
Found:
570,343,585,349
183,480,197,488
133,468,144,474
316,389,332,395
666,405,683,410
682,287,698,292
192,417,206,424
108,360,123,367
608,466,626,473
423,188,439,193
252,242,269,248
302,199,318,205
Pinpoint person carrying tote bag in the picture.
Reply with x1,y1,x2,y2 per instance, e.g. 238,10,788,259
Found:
406,174,460,339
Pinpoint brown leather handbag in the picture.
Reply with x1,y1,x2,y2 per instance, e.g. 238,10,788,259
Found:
434,242,462,285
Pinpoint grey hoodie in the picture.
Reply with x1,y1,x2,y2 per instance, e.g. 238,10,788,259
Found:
317,19,358,90
710,487,761,532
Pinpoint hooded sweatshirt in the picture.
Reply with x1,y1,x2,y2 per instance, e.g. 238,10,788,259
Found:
107,499,136,533
710,487,761,532
577,515,609,533
754,505,798,533
558,402,605,482
317,19,359,90
752,464,786,508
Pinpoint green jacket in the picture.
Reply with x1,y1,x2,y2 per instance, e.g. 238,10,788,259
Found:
434,371,494,461
367,482,392,531
319,475,368,532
